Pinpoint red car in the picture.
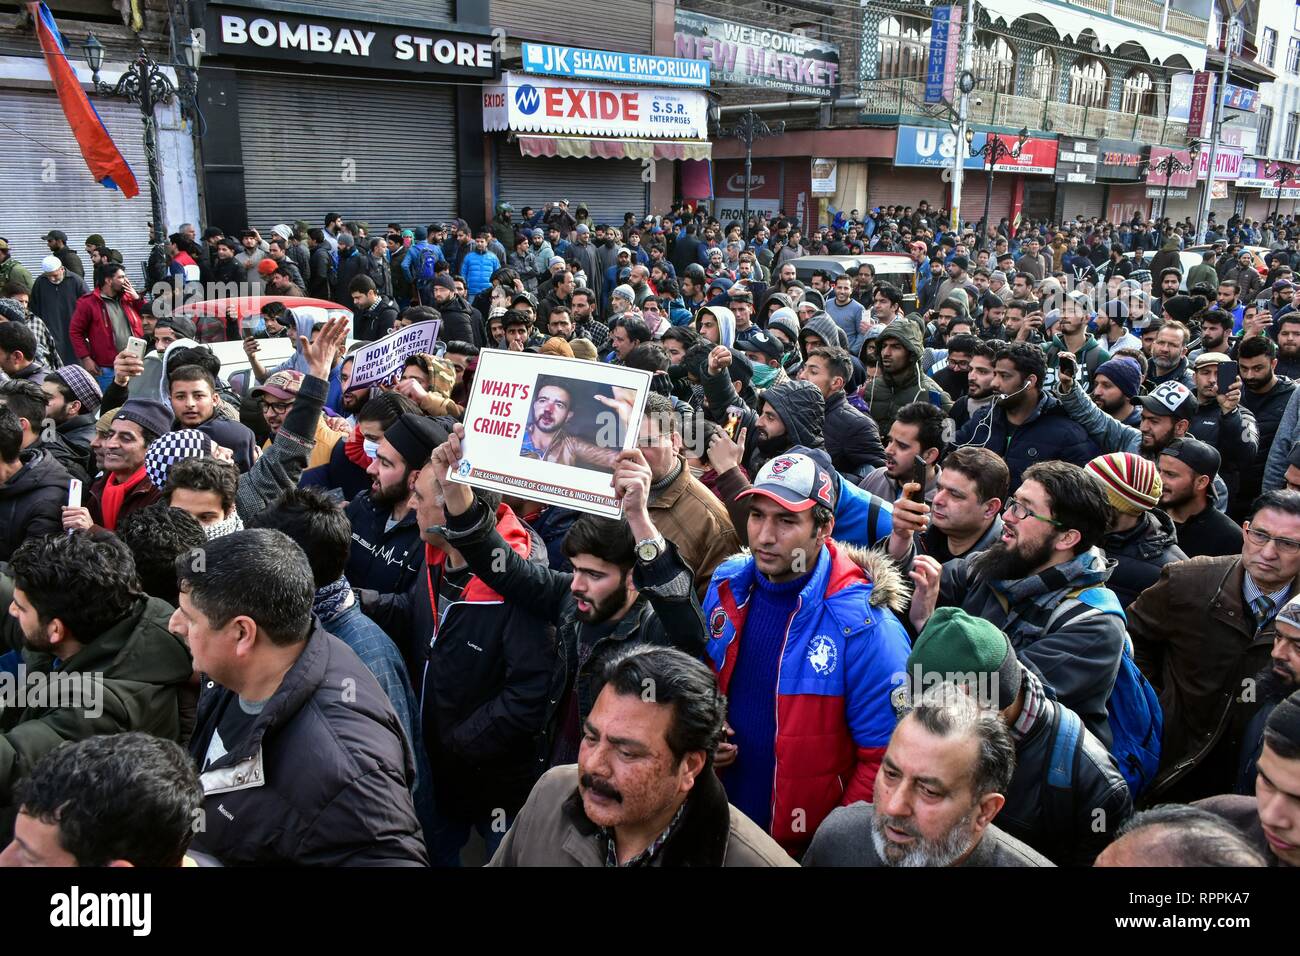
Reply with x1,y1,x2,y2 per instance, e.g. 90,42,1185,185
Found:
172,295,353,343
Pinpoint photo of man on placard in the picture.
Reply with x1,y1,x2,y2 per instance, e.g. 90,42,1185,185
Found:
518,374,632,475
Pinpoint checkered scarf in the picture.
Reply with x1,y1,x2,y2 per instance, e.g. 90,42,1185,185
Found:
144,429,216,490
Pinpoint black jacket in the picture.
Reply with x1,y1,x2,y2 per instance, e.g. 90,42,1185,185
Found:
332,249,366,307
822,389,885,480
363,506,556,820
1101,509,1188,610
344,492,424,597
442,496,707,759
211,257,247,288
188,622,428,866
998,689,1133,866
0,449,70,562
955,391,1098,492
31,433,89,485
1188,400,1258,508
308,245,332,300
1239,377,1296,509
437,295,483,347
354,295,399,342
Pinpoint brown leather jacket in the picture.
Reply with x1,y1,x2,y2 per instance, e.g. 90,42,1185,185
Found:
523,430,619,471
648,461,742,599
1128,555,1281,801
489,765,796,867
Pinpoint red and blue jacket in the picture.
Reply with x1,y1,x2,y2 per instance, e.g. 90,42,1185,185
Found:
703,541,911,855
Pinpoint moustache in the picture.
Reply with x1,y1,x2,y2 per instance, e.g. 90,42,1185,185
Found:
876,812,921,839
580,773,623,803
1274,658,1296,680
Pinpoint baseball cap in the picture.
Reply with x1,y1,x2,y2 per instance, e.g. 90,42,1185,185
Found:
741,329,783,361
1274,279,1295,292
737,449,838,513
41,230,68,242
251,370,304,402
1160,436,1220,480
1137,380,1197,420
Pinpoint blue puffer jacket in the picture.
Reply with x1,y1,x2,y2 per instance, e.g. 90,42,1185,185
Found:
955,390,1099,491
461,250,501,296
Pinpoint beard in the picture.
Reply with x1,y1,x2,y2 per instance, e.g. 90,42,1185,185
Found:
1255,660,1298,704
973,535,1056,581
871,802,978,867
574,572,630,625
371,473,411,508
1094,393,1128,416
755,427,791,457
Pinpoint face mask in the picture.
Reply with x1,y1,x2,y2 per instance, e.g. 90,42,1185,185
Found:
689,464,708,479
751,362,780,388
363,438,380,459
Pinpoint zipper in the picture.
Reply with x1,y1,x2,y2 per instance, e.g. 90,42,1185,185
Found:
768,595,801,832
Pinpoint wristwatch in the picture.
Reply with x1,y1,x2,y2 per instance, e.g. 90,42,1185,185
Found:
635,534,666,563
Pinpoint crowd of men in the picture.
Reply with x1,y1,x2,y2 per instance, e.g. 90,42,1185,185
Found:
0,198,1297,869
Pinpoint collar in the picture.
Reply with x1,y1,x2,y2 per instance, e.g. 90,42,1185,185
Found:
649,458,685,498
604,802,687,867
562,768,733,867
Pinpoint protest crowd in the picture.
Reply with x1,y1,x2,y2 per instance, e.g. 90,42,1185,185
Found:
0,199,1299,870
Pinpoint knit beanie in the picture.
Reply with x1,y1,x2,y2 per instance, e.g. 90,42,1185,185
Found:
1094,357,1142,399
116,399,174,443
569,338,598,361
1085,452,1162,516
1264,689,1300,752
906,607,1022,712
767,308,800,345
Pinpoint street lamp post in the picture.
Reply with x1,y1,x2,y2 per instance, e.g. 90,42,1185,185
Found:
1149,144,1200,225
81,33,201,240
966,126,1027,250
725,110,785,233
1267,162,1298,224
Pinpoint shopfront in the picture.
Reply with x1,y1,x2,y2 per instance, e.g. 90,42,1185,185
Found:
199,1,498,232
482,67,710,224
1052,138,1101,221
1096,139,1149,223
1145,145,1199,222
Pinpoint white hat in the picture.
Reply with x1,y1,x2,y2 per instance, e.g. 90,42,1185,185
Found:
271,223,293,241
41,255,62,274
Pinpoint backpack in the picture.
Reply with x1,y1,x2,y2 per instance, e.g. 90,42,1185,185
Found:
416,245,440,282
1044,586,1162,797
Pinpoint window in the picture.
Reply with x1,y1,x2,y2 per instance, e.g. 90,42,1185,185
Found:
1286,112,1300,160
877,15,929,82
1261,27,1277,67
1288,38,1300,74
973,35,1016,95
1259,105,1274,153
1027,47,1056,101
1068,57,1109,109
1121,70,1156,116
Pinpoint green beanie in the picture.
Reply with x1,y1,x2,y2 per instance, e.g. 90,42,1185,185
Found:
906,607,1022,712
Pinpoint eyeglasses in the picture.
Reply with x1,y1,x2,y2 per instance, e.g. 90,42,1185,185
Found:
1244,525,1300,555
1003,497,1064,528
260,399,292,415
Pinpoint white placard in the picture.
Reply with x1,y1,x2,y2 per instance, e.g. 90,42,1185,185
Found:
348,320,441,391
450,351,652,518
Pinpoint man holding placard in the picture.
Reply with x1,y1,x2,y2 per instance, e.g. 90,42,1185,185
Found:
427,423,706,766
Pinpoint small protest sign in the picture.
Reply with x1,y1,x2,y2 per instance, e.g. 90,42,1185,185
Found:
449,350,652,517
347,320,441,391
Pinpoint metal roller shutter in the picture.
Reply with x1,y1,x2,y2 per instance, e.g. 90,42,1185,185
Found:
492,0,653,52
236,73,457,231
495,141,647,226
1057,183,1104,221
867,164,944,213
0,86,155,285
966,173,1016,226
